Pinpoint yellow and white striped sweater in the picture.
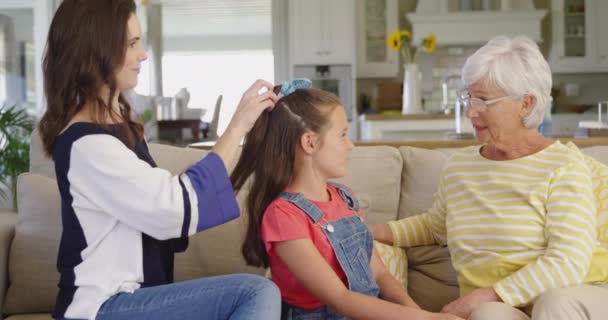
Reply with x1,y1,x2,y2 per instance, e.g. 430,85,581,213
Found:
388,141,608,307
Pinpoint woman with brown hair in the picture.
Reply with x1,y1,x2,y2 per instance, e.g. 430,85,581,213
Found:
38,0,280,319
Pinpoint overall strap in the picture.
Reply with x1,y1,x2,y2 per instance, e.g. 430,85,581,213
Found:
279,192,324,223
327,181,360,211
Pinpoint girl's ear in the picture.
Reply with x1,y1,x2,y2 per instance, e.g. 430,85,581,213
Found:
299,131,318,155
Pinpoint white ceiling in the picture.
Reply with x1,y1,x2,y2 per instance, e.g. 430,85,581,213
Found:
159,0,271,37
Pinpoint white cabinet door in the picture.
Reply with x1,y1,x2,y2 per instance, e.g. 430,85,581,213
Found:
325,0,355,63
289,0,323,64
289,0,355,65
549,0,608,73
597,0,608,68
356,0,399,78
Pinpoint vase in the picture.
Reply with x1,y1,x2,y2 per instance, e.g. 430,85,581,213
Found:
402,64,423,114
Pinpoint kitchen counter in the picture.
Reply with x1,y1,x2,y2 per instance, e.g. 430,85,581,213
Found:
353,137,608,149
358,112,601,141
358,113,473,141
189,137,608,150
360,114,455,121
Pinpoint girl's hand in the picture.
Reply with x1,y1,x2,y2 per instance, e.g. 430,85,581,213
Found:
227,79,278,136
441,287,502,319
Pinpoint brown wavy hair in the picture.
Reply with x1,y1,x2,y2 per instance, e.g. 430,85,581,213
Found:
231,87,340,268
38,0,143,156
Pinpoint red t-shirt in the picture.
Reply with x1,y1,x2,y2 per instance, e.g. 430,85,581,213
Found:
261,184,364,310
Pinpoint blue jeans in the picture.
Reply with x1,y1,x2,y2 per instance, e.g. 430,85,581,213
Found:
89,274,280,320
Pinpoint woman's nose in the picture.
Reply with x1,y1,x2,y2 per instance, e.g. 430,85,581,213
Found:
347,137,354,150
465,106,478,119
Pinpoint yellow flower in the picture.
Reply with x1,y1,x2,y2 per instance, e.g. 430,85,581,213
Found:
399,30,411,41
423,33,437,53
387,30,412,52
387,29,437,63
387,30,404,51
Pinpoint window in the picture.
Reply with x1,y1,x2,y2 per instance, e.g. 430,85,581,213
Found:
161,50,274,135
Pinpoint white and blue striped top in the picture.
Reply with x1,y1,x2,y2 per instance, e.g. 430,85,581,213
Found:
51,123,239,320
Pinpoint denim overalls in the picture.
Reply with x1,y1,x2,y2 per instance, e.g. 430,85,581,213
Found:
279,182,380,320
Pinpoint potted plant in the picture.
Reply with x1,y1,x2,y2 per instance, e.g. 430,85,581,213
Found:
0,104,33,209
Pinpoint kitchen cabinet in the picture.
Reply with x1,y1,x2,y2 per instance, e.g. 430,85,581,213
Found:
549,0,608,73
408,0,545,46
288,0,355,65
355,0,399,78
597,0,608,69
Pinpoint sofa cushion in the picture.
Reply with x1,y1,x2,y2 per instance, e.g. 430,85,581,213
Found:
4,174,61,314
407,245,459,312
29,129,55,180
581,145,608,165
398,147,450,219
149,143,210,174
334,146,403,224
374,241,408,288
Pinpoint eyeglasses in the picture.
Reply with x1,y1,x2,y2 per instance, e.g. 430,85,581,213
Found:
457,90,523,113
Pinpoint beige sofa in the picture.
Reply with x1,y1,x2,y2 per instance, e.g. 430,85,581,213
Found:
2,135,608,320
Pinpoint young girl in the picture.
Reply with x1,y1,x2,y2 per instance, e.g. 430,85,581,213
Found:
231,80,464,320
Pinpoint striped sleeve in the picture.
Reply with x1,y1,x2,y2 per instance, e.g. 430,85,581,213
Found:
387,177,448,247
69,135,239,240
493,162,597,306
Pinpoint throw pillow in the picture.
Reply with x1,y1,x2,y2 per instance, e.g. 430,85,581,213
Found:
374,241,408,288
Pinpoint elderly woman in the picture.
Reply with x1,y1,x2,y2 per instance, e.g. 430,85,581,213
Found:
371,35,608,320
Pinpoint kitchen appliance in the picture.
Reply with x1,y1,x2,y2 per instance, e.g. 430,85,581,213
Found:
293,64,357,139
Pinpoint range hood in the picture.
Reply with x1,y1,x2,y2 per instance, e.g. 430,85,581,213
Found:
407,0,547,46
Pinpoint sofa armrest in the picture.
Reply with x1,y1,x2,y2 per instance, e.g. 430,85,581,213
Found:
0,211,18,319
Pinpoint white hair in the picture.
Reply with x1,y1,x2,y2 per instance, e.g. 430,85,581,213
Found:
461,35,552,129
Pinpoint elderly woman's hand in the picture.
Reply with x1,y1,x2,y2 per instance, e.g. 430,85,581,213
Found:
368,223,394,245
441,287,502,318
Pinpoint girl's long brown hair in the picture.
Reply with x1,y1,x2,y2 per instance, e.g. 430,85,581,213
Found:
39,0,143,156
231,87,340,268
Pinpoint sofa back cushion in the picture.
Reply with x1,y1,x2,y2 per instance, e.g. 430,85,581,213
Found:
334,146,403,223
147,143,210,174
5,173,61,314
581,146,608,165
29,129,55,180
397,147,451,219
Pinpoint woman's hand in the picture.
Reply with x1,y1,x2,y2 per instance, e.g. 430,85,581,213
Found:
369,223,394,245
212,79,278,168
226,79,278,136
440,287,502,319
